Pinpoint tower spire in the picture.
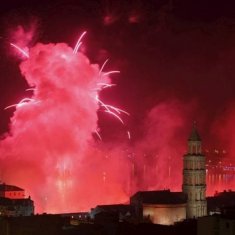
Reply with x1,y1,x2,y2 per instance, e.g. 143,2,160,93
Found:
188,122,202,155
188,121,201,141
182,123,207,218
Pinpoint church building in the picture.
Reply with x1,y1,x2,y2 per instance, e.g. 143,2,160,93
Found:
129,123,207,224
93,124,208,225
182,123,207,218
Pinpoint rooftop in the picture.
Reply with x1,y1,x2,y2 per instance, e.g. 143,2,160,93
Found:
0,184,24,192
131,190,187,205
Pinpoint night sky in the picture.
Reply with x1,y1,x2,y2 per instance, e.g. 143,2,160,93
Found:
1,0,235,146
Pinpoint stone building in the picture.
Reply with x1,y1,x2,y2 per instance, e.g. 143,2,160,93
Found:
0,183,34,216
0,184,25,199
130,190,187,225
182,123,207,218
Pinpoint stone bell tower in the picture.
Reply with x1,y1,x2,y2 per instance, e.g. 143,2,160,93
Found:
182,123,207,218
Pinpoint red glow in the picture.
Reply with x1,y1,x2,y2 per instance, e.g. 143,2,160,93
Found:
0,40,128,213
103,15,117,25
8,23,38,59
10,43,29,58
0,31,234,213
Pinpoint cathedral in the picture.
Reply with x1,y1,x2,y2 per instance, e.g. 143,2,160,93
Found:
129,123,207,224
97,124,208,225
182,123,207,218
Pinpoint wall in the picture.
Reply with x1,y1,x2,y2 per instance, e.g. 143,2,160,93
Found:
5,191,25,199
143,203,186,225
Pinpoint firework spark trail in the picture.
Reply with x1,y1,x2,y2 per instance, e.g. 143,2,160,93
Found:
26,88,36,91
73,31,87,54
99,59,109,76
127,131,131,140
5,98,37,110
73,32,129,126
97,83,116,89
10,43,29,58
73,42,82,54
96,95,129,124
103,71,120,76
104,110,124,124
104,105,129,116
94,130,102,141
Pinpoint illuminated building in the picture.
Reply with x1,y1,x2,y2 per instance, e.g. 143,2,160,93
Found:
182,123,207,218
130,190,187,225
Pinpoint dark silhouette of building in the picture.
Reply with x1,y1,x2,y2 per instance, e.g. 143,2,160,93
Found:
0,183,34,216
207,190,235,215
90,204,133,223
0,184,25,199
197,208,235,235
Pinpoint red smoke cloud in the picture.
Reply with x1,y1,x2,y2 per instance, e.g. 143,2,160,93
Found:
0,41,115,212
0,31,233,212
212,104,235,159
206,104,235,195
7,21,38,58
0,41,194,212
132,101,194,192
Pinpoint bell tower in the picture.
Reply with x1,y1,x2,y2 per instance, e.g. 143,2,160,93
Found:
182,122,207,218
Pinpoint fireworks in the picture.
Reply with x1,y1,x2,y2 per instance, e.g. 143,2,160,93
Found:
73,31,87,54
10,43,29,58
3,29,234,214
5,98,39,110
9,32,129,128
1,31,130,213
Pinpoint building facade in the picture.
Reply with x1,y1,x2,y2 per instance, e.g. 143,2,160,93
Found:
130,190,187,225
0,184,34,216
182,123,207,218
0,184,25,199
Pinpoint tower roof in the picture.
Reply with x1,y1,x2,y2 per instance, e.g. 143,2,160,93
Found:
188,122,201,141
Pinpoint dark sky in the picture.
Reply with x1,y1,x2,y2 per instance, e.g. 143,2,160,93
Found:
1,0,235,145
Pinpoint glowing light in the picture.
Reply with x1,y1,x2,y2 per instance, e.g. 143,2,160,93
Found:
94,130,102,141
26,88,36,92
128,14,139,23
5,98,37,110
96,95,129,124
99,59,109,76
127,131,131,140
99,60,120,83
103,71,120,76
105,110,124,124
10,43,29,58
97,83,116,89
103,15,116,25
73,31,87,54
0,34,132,213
